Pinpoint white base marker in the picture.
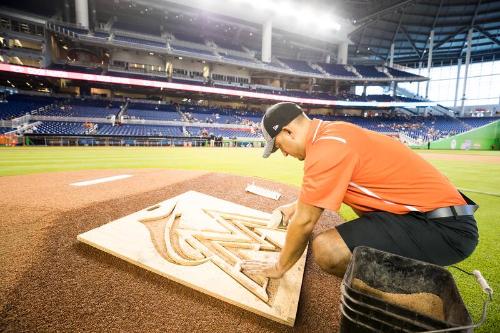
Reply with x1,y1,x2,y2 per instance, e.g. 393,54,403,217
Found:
70,174,132,186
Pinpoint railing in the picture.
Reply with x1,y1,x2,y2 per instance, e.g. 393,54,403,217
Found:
111,38,167,51
29,115,255,129
172,74,205,82
428,105,455,117
109,64,167,77
392,64,416,72
1,47,42,59
31,116,110,123
23,135,265,148
46,22,79,39
11,114,31,126
395,86,424,100
399,132,422,146
214,43,253,59
169,39,212,51
111,29,166,43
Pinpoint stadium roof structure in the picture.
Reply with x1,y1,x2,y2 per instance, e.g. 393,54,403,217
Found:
341,0,500,65
3,0,498,67
142,0,354,44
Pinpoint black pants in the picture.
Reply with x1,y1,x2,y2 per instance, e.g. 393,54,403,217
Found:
336,211,479,266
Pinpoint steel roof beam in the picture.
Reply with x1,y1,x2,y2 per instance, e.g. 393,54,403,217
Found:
400,25,422,58
354,0,417,25
420,0,443,61
349,18,380,36
458,0,483,57
355,26,368,54
431,0,444,30
433,26,469,50
474,24,500,46
390,13,405,45
349,0,417,36
385,12,405,62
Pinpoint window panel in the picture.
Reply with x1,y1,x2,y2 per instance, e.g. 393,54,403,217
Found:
492,60,500,75
469,62,482,77
481,61,493,75
418,59,499,106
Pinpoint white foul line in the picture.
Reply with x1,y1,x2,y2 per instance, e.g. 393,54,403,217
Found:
70,174,132,187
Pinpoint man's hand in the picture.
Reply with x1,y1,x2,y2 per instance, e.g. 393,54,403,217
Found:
269,200,297,228
246,201,323,279
241,259,285,279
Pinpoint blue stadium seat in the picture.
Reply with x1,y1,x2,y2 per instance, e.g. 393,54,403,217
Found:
186,126,260,138
278,58,322,74
0,127,14,134
172,32,206,45
33,121,184,137
354,65,388,78
114,21,161,36
93,31,109,39
386,67,421,79
0,94,58,120
220,53,257,63
114,35,166,48
459,117,498,128
214,39,244,52
42,106,118,118
32,121,88,135
126,108,180,121
318,63,357,77
170,45,215,56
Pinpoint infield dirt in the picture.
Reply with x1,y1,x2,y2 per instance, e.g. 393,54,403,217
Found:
1,169,344,332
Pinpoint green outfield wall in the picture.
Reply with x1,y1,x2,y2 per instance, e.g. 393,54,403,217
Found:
422,120,500,150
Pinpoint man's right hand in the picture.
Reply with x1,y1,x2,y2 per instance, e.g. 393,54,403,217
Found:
274,200,297,228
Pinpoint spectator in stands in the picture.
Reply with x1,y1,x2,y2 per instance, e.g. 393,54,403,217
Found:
242,102,479,279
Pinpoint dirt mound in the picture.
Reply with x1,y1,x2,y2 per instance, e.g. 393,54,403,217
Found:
1,170,344,332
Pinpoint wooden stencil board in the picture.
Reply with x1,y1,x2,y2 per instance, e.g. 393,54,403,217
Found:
77,190,307,326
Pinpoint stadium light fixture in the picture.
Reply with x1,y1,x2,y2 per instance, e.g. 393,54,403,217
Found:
244,0,275,12
276,1,296,18
318,13,341,31
301,6,316,24
235,0,340,31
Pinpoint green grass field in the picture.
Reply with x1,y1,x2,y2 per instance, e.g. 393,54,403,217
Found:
1,146,499,331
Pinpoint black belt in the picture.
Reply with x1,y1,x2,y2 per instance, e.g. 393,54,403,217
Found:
425,191,479,219
425,205,477,219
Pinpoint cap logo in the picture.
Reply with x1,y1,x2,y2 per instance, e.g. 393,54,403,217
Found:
272,124,279,131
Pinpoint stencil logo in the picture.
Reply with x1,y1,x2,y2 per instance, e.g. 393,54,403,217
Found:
138,204,281,303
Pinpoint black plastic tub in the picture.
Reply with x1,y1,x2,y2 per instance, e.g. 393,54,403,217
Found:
339,246,473,333
341,288,436,332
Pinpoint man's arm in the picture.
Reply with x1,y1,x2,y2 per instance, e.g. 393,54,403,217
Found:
241,200,323,278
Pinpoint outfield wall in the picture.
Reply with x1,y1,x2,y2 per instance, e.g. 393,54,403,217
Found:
424,120,500,150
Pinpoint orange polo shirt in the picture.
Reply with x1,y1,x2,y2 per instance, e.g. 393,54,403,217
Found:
299,119,466,214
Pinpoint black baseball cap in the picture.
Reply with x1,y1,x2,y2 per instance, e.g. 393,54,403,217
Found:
261,102,303,158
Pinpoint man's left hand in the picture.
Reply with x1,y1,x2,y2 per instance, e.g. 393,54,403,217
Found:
241,259,285,279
